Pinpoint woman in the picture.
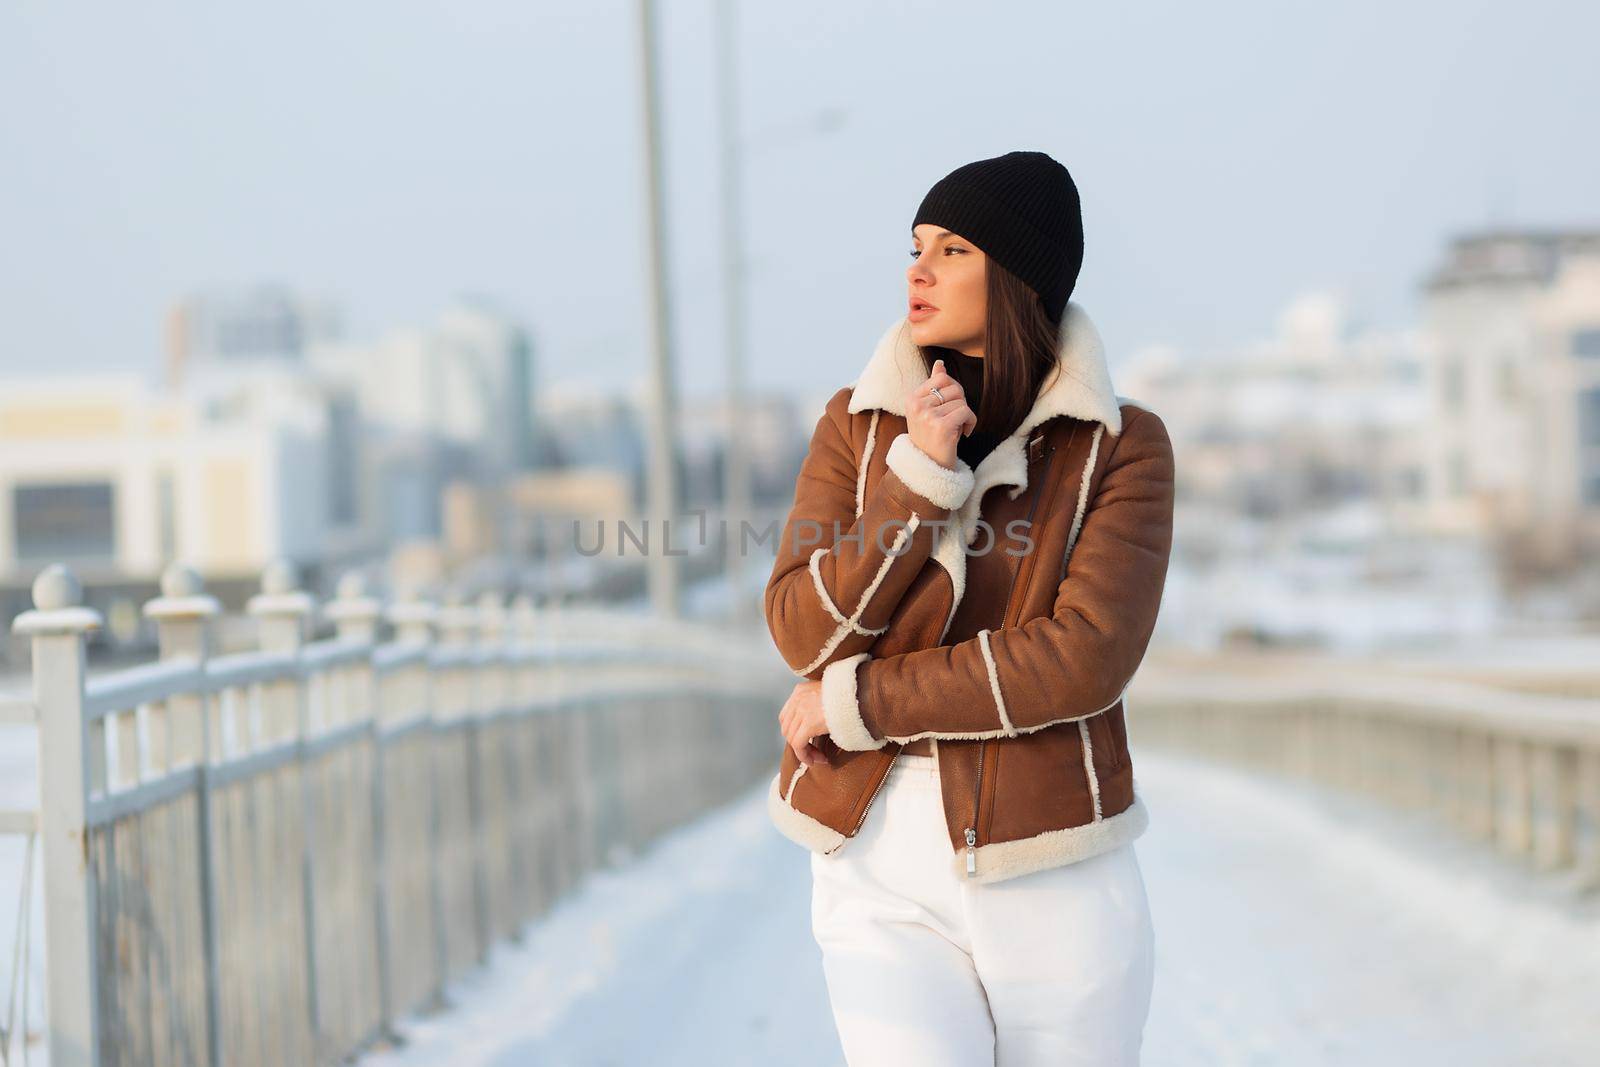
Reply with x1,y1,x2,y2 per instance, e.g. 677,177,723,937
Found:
763,150,1176,1065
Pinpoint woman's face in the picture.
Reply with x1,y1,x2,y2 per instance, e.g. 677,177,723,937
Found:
906,223,988,356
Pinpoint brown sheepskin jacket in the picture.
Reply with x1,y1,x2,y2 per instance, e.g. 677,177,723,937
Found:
763,300,1176,885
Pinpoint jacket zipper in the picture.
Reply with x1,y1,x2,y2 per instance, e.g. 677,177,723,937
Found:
965,438,1057,878
965,752,982,875
828,747,899,853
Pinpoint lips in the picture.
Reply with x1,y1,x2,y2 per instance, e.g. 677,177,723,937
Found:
909,298,938,312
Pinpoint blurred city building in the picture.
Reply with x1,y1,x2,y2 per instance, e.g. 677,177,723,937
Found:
2,282,818,644
1118,289,1461,652
678,389,808,511
3,289,555,622
1119,227,1600,651
165,284,342,385
1121,289,1429,521
0,368,369,587
1418,229,1600,572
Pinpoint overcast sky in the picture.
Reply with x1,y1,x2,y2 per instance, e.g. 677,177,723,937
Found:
3,1,1596,402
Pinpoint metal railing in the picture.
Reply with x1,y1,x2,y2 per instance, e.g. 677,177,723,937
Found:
8,560,790,1067
1129,661,1600,889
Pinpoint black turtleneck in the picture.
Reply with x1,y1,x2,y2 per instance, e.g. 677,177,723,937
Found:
943,350,1005,469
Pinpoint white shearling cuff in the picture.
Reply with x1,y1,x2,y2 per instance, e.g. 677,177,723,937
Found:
820,652,884,750
885,433,974,511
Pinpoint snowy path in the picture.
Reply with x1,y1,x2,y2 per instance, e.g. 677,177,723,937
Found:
1137,752,1599,1066
356,760,828,1067
356,749,1600,1067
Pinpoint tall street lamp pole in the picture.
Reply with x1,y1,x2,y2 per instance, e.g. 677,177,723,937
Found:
713,3,846,623
714,0,754,625
636,0,682,620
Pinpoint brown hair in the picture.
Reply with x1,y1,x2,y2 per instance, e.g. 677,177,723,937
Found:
916,257,1058,439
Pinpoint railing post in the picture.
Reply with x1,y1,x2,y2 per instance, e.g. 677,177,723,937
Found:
1465,727,1495,842
476,589,516,943
1578,747,1600,890
12,564,104,1067
142,563,222,1067
386,589,449,1009
437,589,492,965
1530,742,1578,872
510,589,541,648
247,559,322,1063
506,591,540,929
327,569,383,645
1493,733,1534,860
326,570,400,1043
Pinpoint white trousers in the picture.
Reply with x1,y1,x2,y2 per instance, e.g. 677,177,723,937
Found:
809,751,1155,1066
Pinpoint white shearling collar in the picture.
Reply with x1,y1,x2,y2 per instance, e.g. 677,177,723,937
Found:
845,300,1123,438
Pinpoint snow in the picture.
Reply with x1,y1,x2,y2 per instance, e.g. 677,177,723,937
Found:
358,769,824,1067
1136,750,1600,1066
1152,506,1509,656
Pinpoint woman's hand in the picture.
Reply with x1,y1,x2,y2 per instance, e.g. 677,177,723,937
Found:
778,679,832,767
903,358,976,470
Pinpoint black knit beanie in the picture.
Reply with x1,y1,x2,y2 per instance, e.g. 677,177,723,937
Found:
912,150,1084,324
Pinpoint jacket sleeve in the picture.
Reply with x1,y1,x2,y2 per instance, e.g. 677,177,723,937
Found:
765,387,976,681
817,407,1175,750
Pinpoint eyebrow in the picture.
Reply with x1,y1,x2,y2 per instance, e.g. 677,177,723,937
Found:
911,229,958,242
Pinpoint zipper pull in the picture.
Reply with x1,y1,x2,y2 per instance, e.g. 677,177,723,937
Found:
964,827,977,876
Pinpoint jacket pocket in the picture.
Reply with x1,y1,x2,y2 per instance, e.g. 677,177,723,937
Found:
1088,710,1121,774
